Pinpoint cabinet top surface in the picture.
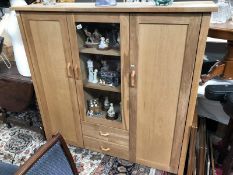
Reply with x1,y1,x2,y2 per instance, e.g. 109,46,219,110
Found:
13,2,217,13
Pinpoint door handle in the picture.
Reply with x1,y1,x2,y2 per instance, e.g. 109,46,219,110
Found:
74,64,80,80
130,65,136,87
67,62,73,78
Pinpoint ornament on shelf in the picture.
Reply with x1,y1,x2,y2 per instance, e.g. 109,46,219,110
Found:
104,97,110,110
99,70,120,87
87,99,94,117
107,103,116,119
87,59,94,83
98,37,109,50
101,60,109,72
83,28,102,48
93,69,99,83
87,99,103,117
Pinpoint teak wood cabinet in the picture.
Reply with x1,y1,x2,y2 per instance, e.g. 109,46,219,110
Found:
15,2,216,174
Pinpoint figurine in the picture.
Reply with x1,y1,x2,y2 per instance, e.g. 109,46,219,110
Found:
93,29,102,43
87,99,95,117
87,59,94,83
104,97,110,110
98,37,109,50
99,70,120,87
83,28,101,48
93,69,98,83
101,60,109,71
107,103,115,119
93,99,102,115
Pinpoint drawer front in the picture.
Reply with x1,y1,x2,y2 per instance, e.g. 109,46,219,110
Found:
82,122,129,147
84,136,129,160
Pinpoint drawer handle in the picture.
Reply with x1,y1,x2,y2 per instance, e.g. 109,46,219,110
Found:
99,131,110,137
101,146,110,152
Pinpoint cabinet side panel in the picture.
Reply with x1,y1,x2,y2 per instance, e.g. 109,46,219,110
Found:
136,24,188,168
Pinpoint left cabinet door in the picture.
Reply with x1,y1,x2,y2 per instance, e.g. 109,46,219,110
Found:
19,13,83,147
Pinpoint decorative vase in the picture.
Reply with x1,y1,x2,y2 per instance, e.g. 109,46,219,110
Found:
96,0,117,6
154,0,173,6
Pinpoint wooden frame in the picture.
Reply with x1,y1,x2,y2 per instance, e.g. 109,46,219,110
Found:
178,13,211,175
68,13,130,130
15,133,78,175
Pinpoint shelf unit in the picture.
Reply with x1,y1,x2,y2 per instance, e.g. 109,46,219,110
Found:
75,20,124,129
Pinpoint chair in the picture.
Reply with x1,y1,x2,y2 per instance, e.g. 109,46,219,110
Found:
0,133,78,175
205,85,233,175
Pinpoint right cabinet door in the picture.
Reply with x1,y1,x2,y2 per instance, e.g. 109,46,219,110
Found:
129,14,202,173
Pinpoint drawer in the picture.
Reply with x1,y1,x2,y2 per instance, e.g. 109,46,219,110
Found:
82,122,129,147
83,136,129,160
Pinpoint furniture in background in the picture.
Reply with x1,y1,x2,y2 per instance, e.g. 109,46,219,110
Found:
201,22,233,83
0,133,78,175
205,85,233,175
0,61,33,124
14,2,216,174
0,60,44,134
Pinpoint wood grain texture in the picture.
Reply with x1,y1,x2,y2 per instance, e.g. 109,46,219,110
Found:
16,13,50,139
21,12,83,147
13,2,217,13
129,14,137,163
170,14,201,171
120,14,130,131
187,110,198,175
130,13,202,173
82,122,129,146
134,15,187,172
178,13,211,175
83,136,129,160
209,21,233,40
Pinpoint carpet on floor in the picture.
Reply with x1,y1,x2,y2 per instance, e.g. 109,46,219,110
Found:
0,112,167,175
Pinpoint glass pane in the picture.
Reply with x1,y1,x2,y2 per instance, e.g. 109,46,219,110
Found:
76,22,122,125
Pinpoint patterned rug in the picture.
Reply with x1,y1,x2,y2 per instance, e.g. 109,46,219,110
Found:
0,113,167,175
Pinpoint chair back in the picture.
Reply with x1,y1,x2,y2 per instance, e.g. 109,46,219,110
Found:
15,133,78,175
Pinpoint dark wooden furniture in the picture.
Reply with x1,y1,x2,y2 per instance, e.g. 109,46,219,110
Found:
15,133,78,175
205,85,233,175
201,21,233,83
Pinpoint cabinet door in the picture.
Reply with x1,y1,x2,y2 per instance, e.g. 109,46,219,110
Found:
20,13,83,147
67,13,130,130
130,14,201,173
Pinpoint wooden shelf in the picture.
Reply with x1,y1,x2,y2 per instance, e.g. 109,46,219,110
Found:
85,115,123,129
79,47,120,56
83,81,121,93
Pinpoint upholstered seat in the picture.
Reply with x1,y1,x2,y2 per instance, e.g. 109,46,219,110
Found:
0,133,78,175
0,161,18,175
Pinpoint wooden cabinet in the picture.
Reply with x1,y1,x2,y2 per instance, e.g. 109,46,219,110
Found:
16,3,216,174
19,13,83,146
